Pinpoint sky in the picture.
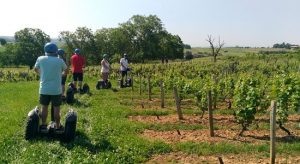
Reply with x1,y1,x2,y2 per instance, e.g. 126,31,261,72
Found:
1,0,300,47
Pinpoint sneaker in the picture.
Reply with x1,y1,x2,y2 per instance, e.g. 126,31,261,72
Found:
55,125,64,134
40,125,48,133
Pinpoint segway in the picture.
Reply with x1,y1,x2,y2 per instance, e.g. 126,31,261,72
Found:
96,80,112,89
66,85,75,104
118,68,132,88
82,83,90,94
25,105,77,142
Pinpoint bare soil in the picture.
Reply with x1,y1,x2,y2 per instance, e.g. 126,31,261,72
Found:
128,96,300,163
129,114,300,131
129,113,300,144
131,98,232,111
146,152,300,164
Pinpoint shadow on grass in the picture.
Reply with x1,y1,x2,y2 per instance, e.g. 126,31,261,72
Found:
27,131,114,154
60,131,115,154
246,134,300,143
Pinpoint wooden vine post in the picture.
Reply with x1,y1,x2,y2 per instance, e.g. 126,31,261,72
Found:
173,86,183,120
139,75,142,95
208,90,214,137
131,75,134,91
148,76,151,101
270,100,276,164
131,75,134,101
160,80,165,108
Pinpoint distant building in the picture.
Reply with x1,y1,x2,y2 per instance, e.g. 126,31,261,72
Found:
290,44,299,49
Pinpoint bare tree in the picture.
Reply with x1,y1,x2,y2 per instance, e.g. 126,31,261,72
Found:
206,35,225,62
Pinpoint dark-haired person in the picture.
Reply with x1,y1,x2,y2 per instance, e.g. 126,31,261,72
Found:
34,43,67,133
70,48,85,93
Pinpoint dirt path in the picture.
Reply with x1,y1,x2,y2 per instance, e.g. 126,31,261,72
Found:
146,152,300,164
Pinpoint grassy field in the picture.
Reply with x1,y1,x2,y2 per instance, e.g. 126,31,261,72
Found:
0,77,300,163
1,48,300,163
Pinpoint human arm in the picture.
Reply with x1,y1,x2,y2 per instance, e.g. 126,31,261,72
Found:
34,58,40,74
34,67,40,74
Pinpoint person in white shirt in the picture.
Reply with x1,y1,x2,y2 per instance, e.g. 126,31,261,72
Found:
120,53,129,84
101,54,110,84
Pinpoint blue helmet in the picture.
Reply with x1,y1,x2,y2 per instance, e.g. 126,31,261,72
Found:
103,54,108,58
74,48,80,54
44,43,58,54
57,49,65,55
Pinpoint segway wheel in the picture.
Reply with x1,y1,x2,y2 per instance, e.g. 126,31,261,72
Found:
107,81,112,89
82,83,90,94
66,86,74,104
126,78,132,87
25,107,40,140
118,79,123,88
64,109,77,142
96,81,101,90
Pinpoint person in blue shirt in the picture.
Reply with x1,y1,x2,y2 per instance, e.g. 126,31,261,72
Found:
34,43,67,133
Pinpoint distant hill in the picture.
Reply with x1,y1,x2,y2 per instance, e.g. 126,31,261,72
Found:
0,36,60,44
0,36,15,42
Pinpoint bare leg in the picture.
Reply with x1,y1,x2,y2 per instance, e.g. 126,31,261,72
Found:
73,81,78,89
53,106,61,128
41,105,48,125
103,73,108,82
78,81,83,89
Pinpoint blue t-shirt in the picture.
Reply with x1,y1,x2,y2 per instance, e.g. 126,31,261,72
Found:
34,56,67,95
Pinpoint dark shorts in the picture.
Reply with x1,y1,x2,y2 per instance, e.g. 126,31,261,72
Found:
62,76,67,85
39,94,62,106
121,71,127,77
73,73,83,81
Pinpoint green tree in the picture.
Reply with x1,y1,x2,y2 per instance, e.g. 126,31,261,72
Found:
0,38,7,46
120,15,165,62
14,28,50,68
184,44,191,49
59,27,98,65
60,15,184,63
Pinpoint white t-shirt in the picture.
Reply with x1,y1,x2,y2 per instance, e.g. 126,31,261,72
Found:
101,59,110,73
120,58,128,71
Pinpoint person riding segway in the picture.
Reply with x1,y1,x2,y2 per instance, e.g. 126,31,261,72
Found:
70,48,85,94
119,53,132,88
34,43,67,134
57,49,69,100
25,43,77,142
96,54,112,89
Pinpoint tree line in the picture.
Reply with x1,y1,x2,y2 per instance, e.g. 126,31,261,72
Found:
273,42,292,49
0,15,184,68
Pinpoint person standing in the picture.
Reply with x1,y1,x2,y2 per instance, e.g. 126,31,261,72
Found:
57,49,68,99
101,54,110,84
120,53,129,85
70,48,85,93
34,43,67,133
